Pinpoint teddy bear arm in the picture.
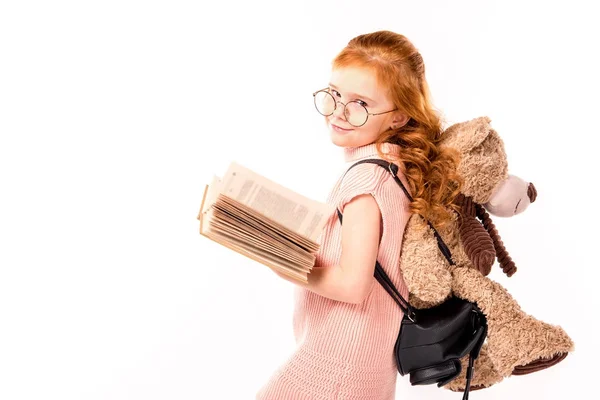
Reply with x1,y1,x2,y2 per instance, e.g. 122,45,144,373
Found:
400,252,453,306
400,215,453,306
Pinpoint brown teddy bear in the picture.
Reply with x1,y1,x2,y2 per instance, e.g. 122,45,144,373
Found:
399,116,574,391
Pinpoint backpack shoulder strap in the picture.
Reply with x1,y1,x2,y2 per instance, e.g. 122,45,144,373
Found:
343,158,413,201
341,158,456,266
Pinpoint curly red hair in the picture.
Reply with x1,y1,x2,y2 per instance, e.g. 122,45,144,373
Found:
332,30,463,229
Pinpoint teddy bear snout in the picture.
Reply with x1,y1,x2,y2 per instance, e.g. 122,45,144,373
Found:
484,174,533,217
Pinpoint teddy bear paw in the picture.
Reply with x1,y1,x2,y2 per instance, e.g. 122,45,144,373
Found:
511,352,569,376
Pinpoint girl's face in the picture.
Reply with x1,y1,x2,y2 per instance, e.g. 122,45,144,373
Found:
324,66,405,148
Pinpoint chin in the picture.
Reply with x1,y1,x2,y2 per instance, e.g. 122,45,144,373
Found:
329,130,351,147
330,138,347,148
328,123,354,147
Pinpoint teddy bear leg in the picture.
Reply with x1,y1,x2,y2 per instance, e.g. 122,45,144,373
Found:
445,343,503,392
451,267,574,378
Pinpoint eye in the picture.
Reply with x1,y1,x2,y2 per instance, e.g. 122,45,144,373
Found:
356,100,368,107
330,89,341,98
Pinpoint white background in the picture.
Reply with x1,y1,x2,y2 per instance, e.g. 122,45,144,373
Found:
1,1,598,399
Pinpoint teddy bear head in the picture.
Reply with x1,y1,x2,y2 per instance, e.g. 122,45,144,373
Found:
439,116,535,277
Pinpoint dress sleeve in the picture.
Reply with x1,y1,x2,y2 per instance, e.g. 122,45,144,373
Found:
336,163,390,213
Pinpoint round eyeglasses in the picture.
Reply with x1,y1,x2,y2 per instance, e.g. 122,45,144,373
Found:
312,88,397,127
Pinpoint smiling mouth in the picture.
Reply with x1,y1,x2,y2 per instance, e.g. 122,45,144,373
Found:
331,123,353,131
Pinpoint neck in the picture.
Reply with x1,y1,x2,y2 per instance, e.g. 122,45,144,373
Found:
343,142,402,162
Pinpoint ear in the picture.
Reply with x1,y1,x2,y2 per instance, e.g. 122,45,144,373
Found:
441,116,493,153
391,112,410,130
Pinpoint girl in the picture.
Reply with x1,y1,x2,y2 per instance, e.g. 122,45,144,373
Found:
256,30,463,400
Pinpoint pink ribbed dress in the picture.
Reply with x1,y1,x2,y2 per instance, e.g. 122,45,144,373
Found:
256,142,412,400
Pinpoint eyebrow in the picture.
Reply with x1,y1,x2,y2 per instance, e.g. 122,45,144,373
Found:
328,83,377,104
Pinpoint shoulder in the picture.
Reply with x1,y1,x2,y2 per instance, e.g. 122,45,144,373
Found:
341,161,390,191
337,160,391,209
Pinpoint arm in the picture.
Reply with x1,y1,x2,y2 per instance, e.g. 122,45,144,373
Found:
272,194,381,304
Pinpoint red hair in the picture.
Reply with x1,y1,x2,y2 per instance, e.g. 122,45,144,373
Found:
333,30,463,229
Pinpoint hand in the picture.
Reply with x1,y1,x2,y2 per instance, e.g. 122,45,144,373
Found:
271,268,308,287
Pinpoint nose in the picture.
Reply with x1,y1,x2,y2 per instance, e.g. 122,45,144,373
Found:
331,101,348,121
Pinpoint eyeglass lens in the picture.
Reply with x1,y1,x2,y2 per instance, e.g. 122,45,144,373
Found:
314,91,368,127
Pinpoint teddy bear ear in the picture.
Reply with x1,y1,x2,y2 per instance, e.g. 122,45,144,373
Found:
440,116,493,153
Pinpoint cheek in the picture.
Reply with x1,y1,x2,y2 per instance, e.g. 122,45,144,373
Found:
359,120,378,134
367,118,388,135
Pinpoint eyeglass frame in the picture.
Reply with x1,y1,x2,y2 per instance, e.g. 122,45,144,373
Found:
312,87,398,127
